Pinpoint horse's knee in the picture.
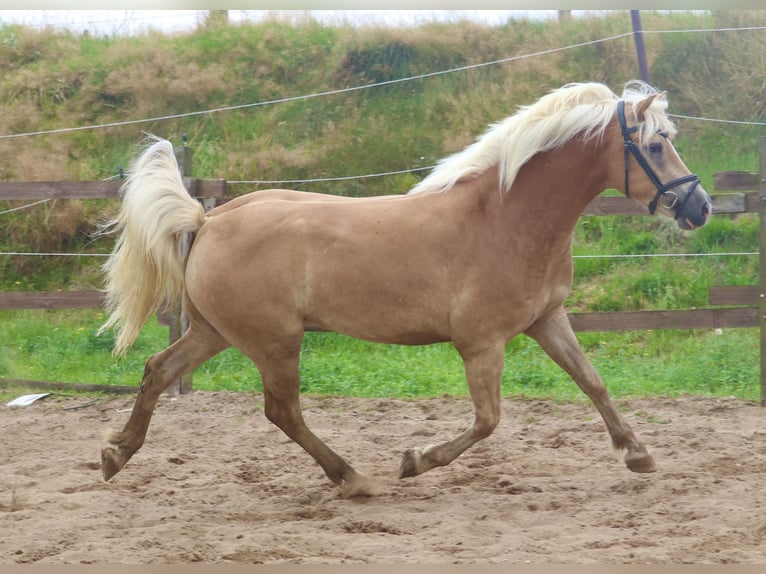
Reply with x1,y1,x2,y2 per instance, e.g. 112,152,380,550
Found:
263,398,302,433
264,403,282,427
473,412,500,439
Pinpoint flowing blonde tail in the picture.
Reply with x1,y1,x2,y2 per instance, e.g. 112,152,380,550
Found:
98,137,205,356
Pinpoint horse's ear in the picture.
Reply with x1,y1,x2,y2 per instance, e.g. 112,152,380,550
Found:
635,94,658,121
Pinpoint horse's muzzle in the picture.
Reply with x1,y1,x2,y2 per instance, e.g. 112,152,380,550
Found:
675,185,712,230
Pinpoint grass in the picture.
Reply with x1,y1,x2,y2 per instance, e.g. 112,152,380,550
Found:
1,309,760,403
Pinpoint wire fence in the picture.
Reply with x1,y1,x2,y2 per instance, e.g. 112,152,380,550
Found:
1,16,764,263
0,199,51,216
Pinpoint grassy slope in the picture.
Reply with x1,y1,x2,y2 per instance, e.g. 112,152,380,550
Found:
1,11,765,401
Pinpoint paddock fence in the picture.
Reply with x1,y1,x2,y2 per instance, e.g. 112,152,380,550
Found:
2,138,765,405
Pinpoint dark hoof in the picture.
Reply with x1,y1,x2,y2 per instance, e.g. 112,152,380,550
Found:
625,451,656,473
101,447,124,481
399,448,420,479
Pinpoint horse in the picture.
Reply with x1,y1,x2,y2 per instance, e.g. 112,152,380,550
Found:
98,81,711,497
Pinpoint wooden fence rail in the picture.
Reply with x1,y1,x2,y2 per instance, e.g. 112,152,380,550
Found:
2,138,765,404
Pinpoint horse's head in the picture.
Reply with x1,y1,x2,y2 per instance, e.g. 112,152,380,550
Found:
614,93,711,230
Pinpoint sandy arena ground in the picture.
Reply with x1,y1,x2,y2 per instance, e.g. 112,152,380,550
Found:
1,390,765,564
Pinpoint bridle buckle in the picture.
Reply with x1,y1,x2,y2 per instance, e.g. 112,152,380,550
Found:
660,191,679,210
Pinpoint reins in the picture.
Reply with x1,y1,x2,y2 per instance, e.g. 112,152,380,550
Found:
617,100,700,217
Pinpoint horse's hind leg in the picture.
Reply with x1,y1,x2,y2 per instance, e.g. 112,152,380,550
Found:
525,306,656,473
251,342,378,497
400,343,505,478
101,317,229,481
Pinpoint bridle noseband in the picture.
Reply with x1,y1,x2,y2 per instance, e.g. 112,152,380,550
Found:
617,100,701,216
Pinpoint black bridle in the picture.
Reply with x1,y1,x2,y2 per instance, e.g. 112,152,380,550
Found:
617,100,701,216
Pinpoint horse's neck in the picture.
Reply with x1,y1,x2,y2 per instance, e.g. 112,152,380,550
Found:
434,141,610,261
432,137,611,241
502,140,610,234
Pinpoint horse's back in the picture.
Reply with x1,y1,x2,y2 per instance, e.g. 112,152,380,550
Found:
208,188,409,218
185,191,458,346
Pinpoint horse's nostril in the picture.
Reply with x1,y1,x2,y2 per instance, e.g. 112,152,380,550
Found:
702,202,711,219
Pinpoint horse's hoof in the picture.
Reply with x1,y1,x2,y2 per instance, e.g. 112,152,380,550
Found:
399,448,422,478
624,450,656,473
101,447,125,481
339,473,382,498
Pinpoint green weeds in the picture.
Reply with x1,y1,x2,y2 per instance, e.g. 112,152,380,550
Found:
1,310,759,402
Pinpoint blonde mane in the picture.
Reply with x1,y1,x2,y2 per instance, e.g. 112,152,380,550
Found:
408,80,675,195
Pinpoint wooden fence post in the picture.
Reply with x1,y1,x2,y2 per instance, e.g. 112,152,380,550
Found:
166,142,195,396
760,136,766,406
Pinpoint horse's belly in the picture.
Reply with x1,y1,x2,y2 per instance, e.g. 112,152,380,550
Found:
303,289,452,346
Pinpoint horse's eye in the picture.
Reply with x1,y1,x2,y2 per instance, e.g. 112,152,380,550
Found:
649,142,663,154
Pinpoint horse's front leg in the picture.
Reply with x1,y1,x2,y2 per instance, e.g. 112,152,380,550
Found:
101,324,228,481
525,306,656,473
400,343,505,478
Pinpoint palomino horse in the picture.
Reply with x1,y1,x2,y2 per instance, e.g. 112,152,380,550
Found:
99,81,711,496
